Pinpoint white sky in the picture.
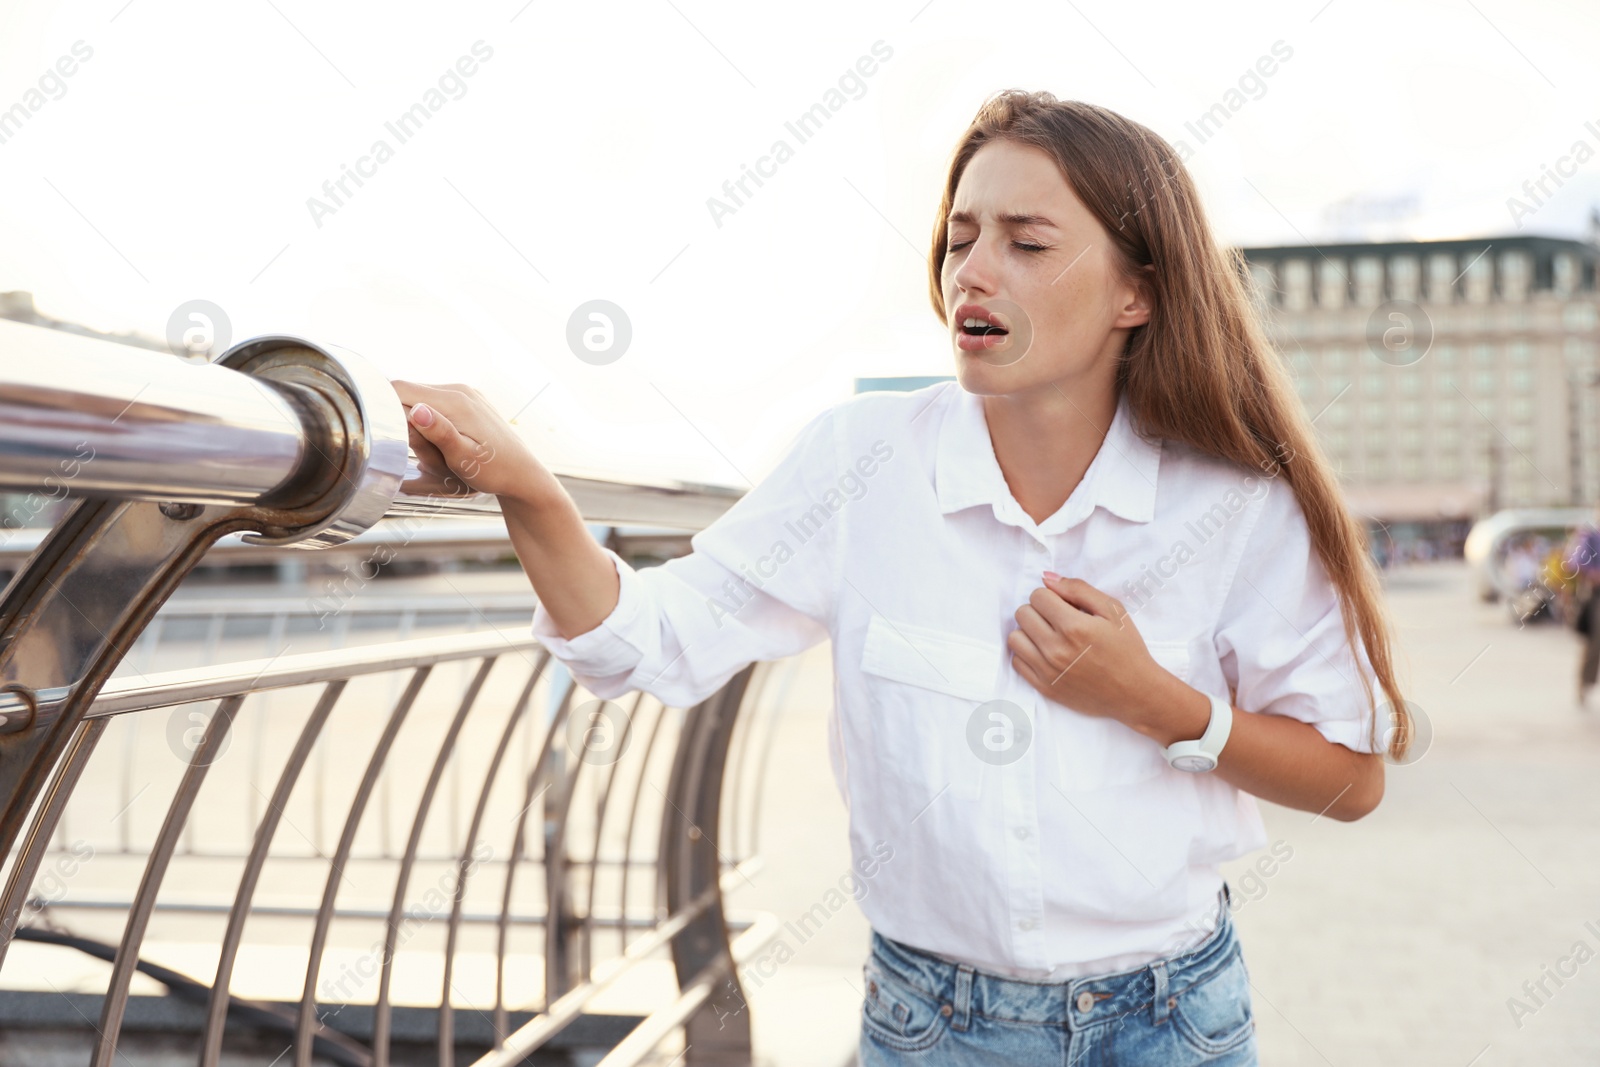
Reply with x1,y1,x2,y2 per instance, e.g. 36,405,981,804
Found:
2,0,1597,488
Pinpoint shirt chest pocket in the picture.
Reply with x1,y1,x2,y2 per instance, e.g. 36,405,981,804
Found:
858,615,1008,804
1048,638,1195,791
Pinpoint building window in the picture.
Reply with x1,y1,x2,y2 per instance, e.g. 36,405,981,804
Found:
1437,427,1460,450
1556,253,1578,295
1436,398,1459,423
1510,472,1535,506
1400,399,1422,422
1508,341,1533,363
1472,343,1496,366
1433,342,1458,366
1436,372,1460,395
1400,371,1423,394
1511,369,1534,391
1250,263,1278,308
1354,256,1384,305
1363,371,1387,396
1473,370,1496,394
1510,396,1533,420
1500,250,1531,301
1401,454,1425,480
1283,259,1312,311
1365,402,1389,425
1389,256,1421,301
1563,303,1598,331
1464,249,1494,303
1438,452,1461,479
1318,258,1349,309
1428,253,1458,303
1324,345,1350,371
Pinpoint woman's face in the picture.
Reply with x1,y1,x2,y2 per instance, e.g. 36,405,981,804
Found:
940,139,1150,396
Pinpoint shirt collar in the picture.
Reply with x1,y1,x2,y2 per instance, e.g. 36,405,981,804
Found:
934,383,1162,533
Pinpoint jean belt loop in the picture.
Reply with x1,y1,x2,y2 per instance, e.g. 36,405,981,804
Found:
1150,958,1170,1025
952,963,975,1032
1222,880,1232,907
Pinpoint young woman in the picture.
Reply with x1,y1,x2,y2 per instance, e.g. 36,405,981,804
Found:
394,90,1411,1066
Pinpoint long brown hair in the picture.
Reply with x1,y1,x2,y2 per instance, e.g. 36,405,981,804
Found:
928,89,1411,761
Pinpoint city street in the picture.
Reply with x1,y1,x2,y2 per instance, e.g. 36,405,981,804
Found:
729,559,1600,1066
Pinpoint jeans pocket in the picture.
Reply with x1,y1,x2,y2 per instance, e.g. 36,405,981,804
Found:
1169,946,1256,1056
860,955,950,1053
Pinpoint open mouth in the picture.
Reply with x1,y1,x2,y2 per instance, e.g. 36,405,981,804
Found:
959,316,1009,337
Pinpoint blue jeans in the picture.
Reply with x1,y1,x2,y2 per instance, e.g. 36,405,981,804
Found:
858,885,1257,1065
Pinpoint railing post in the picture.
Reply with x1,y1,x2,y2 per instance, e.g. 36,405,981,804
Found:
543,671,587,1004
660,664,758,1066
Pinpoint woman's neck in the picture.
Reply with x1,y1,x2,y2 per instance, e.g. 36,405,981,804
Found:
982,377,1119,527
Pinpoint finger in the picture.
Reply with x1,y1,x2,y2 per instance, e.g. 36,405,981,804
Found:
392,380,470,408
1012,651,1042,689
393,382,496,437
1006,626,1048,676
407,420,449,471
1017,604,1081,662
1043,573,1128,627
1027,583,1088,635
406,401,470,463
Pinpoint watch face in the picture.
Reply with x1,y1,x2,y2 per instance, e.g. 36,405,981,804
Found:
1173,754,1215,772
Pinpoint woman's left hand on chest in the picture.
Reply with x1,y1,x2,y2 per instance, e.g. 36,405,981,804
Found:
1007,571,1179,732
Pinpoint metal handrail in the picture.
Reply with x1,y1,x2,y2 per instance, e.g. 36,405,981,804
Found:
0,326,778,1066
0,318,312,508
86,630,536,717
0,316,742,535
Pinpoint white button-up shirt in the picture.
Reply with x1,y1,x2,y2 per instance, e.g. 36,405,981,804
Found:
531,380,1380,979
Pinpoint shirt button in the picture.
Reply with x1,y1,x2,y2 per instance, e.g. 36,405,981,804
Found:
1077,991,1096,1013
1030,540,1047,553
1017,918,1036,931
1013,826,1030,840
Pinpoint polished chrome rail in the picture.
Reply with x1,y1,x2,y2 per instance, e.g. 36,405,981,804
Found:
0,323,779,1065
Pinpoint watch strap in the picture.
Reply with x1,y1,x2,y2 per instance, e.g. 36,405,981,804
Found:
1164,692,1233,770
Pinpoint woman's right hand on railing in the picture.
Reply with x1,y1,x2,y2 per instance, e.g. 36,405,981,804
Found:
390,380,554,500
391,379,622,640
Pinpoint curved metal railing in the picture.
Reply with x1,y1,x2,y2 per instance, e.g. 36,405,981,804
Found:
0,319,786,1065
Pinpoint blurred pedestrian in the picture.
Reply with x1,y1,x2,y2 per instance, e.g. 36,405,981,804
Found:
1565,506,1600,708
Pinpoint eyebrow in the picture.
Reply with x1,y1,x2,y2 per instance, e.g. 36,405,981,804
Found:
947,210,1059,228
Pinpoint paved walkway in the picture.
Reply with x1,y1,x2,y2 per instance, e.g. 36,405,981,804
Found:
725,560,1600,1066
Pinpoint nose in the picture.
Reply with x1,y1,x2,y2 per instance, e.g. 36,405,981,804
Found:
950,234,997,299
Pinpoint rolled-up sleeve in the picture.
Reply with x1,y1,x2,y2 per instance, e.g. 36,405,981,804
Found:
530,405,841,708
1213,477,1381,753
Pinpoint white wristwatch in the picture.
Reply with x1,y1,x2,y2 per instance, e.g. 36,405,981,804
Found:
1163,692,1233,772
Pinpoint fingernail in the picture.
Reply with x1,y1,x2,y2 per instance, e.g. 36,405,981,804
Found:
410,403,432,427
1043,570,1061,582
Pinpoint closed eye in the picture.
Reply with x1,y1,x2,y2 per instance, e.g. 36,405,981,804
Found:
948,240,1049,253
